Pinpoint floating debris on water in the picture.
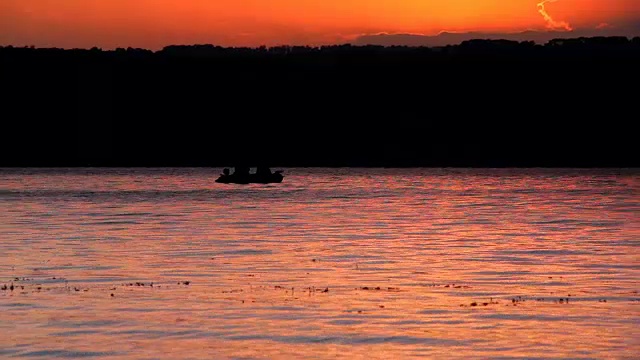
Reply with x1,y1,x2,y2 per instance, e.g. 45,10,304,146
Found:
356,286,400,291
123,282,154,287
222,289,243,294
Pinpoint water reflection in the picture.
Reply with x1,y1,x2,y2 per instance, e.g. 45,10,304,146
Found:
0,168,638,359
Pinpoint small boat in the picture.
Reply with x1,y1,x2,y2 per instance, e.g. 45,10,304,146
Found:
216,170,284,184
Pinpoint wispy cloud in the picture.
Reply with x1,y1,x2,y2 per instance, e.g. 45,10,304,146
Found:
537,0,572,31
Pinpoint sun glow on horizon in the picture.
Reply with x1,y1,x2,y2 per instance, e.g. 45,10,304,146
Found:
0,0,638,49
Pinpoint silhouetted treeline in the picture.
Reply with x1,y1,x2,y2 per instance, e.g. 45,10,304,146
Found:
1,37,639,167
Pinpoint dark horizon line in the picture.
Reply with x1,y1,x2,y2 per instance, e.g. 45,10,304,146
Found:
3,36,637,170
2,34,638,52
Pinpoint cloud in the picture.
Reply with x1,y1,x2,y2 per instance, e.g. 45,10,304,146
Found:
354,31,554,47
353,25,640,47
596,23,611,30
537,0,572,31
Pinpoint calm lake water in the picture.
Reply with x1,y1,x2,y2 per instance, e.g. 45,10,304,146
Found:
0,168,638,359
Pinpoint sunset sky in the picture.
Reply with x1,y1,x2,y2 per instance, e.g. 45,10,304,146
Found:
1,0,639,49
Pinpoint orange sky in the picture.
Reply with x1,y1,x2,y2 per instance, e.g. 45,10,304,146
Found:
1,0,639,49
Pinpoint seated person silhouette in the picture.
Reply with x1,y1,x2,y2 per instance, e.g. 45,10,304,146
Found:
256,166,272,177
222,168,230,176
233,166,250,177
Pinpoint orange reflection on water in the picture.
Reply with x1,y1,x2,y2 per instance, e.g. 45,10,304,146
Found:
0,168,638,359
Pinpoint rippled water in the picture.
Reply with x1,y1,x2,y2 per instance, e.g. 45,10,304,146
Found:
1,168,638,359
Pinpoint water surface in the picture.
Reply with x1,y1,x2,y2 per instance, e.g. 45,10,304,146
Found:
1,168,638,359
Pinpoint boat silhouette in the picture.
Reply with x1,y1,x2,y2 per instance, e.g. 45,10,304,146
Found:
215,169,284,184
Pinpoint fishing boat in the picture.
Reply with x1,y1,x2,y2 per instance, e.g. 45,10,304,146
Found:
215,168,284,184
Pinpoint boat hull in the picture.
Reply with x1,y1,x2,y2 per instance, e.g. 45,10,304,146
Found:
215,172,284,185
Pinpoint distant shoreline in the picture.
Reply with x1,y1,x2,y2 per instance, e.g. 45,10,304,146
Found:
1,36,638,168
2,33,639,51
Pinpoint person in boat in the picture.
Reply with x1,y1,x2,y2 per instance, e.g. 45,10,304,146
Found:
256,166,272,177
233,165,250,179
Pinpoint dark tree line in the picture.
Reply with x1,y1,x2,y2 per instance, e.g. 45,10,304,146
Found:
1,36,638,167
